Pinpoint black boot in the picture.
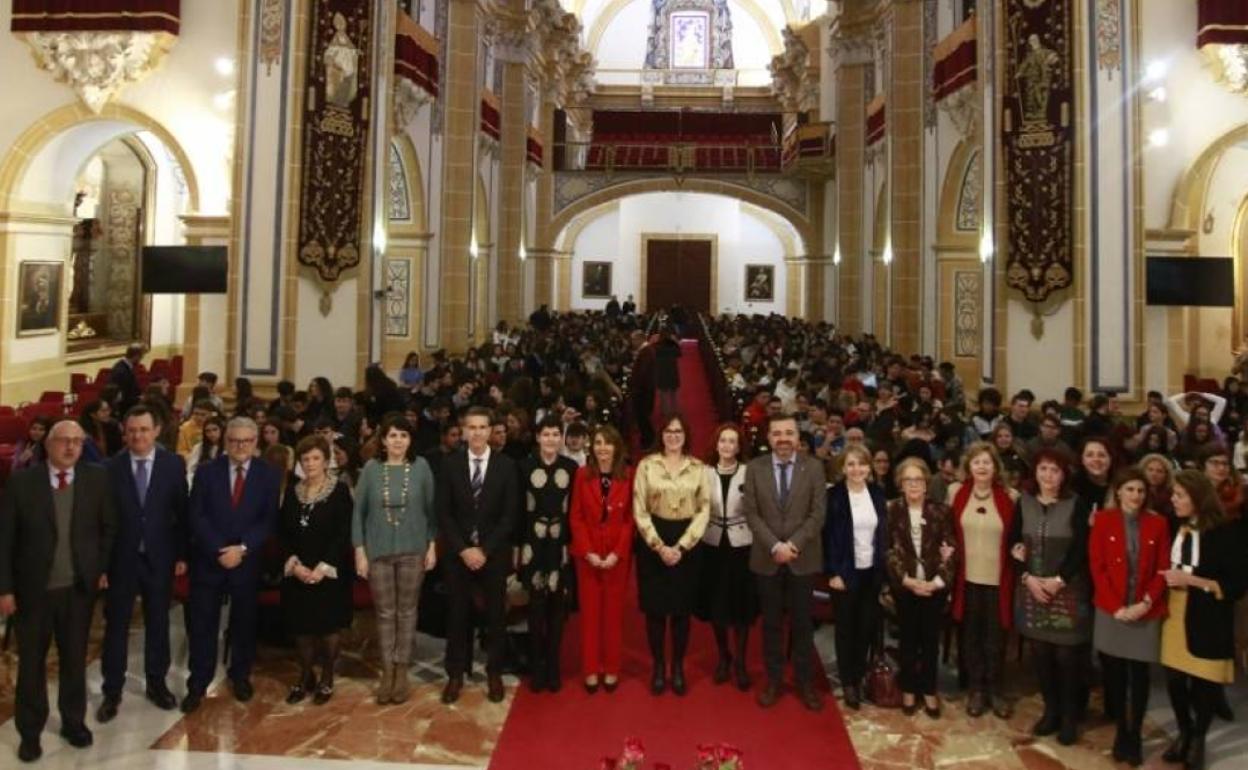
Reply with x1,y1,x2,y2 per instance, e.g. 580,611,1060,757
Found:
651,656,667,695
712,624,731,684
670,615,690,696
732,626,751,692
1121,729,1143,768
1111,728,1127,763
647,615,667,695
1162,731,1191,763
1184,730,1206,770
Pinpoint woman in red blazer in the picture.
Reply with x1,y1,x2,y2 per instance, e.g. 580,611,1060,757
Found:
570,424,634,693
1089,468,1170,766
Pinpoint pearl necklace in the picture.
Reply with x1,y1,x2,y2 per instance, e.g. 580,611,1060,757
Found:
381,462,411,527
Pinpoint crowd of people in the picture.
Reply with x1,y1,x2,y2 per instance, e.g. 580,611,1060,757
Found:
0,308,1245,770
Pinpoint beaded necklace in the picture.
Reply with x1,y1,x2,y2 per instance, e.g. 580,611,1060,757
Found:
381,461,411,526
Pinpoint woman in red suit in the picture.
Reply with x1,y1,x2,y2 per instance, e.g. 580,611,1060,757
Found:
1089,468,1170,766
570,424,634,693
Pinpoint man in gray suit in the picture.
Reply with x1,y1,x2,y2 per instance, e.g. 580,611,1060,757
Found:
0,419,116,762
740,413,827,711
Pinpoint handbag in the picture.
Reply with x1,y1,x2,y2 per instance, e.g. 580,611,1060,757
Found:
864,650,903,708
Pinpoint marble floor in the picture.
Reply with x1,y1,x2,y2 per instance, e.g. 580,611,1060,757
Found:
1,606,1246,769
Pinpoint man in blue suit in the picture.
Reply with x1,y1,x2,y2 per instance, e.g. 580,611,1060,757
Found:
181,416,279,713
98,405,188,722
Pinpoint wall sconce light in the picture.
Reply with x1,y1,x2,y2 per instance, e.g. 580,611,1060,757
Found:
469,232,479,259
519,241,527,261
833,245,842,266
881,242,893,265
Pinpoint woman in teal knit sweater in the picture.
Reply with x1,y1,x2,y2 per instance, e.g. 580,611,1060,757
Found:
353,414,437,705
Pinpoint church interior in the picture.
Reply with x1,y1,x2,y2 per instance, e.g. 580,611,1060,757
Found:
1,0,1248,769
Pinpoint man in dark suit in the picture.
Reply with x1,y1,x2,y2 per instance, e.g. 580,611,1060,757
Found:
0,419,116,763
438,406,519,704
181,417,279,713
107,343,145,414
740,413,827,712
98,405,188,722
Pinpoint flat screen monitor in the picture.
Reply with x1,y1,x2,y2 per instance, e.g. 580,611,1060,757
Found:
141,246,228,294
1144,256,1234,307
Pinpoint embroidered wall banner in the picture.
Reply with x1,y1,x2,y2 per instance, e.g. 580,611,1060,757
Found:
1003,0,1073,303
297,0,372,283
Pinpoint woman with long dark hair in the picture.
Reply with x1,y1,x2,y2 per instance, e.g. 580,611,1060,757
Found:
186,415,226,485
79,399,122,459
696,423,756,691
1160,470,1248,770
633,412,709,696
1090,468,1170,766
307,377,335,421
11,415,51,471
1010,448,1093,744
570,425,634,693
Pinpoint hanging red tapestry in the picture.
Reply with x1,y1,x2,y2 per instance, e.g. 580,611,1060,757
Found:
297,0,372,283
1003,0,1073,303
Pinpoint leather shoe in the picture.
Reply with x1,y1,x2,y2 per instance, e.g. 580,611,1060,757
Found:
312,684,334,706
97,695,121,723
583,677,600,694
146,680,178,711
713,656,731,684
603,676,618,693
1161,731,1190,763
923,699,942,720
487,674,505,703
798,685,824,712
60,723,93,748
756,682,782,708
966,690,987,717
17,738,41,763
842,684,861,710
441,676,463,704
1185,734,1206,770
992,695,1013,720
231,678,254,703
1057,718,1078,746
670,664,687,696
180,691,204,714
1032,710,1059,736
733,662,751,692
650,665,666,696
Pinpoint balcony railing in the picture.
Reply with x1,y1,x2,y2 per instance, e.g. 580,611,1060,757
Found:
553,140,783,175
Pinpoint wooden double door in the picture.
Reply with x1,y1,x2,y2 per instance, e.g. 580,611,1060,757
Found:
645,238,711,315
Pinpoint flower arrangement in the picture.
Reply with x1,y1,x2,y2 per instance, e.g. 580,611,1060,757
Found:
600,738,744,770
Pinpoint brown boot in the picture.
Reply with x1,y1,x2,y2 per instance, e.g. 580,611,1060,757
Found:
390,664,411,704
376,663,394,705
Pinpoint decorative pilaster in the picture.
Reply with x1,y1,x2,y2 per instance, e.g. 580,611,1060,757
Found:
833,36,870,334
179,214,231,400
493,7,530,325
888,0,924,355
437,0,482,351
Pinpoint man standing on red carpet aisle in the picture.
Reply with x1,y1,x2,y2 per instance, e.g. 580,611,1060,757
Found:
740,413,827,711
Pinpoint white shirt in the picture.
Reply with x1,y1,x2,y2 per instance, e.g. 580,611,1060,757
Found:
467,446,491,482
130,449,157,495
908,504,925,581
848,486,878,569
48,464,75,489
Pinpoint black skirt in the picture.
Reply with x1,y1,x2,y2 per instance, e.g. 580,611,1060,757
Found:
636,516,703,615
695,537,760,625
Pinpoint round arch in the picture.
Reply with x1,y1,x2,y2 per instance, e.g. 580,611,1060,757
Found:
551,177,812,255
390,134,427,231
1167,122,1248,238
0,102,201,213
585,0,785,62
936,139,980,249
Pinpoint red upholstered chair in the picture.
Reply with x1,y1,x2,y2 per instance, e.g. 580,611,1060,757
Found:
69,373,88,394
95,368,112,385
0,406,15,417
21,402,64,420
38,391,65,404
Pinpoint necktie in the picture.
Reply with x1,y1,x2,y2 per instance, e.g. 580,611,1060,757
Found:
56,471,68,491
778,461,791,506
135,458,149,507
232,463,246,508
471,457,484,501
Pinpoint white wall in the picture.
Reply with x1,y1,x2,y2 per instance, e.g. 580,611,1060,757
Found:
568,192,792,314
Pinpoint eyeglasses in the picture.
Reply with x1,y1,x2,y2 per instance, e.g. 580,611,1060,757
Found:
900,477,926,485
49,437,85,446
663,428,685,435
226,437,257,445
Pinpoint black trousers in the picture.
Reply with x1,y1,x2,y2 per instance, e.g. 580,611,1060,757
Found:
757,567,814,687
444,559,507,678
1165,666,1221,739
1102,653,1150,735
1033,640,1083,722
896,590,943,696
527,591,567,680
15,586,95,740
102,553,173,697
960,583,1004,694
186,567,259,694
832,569,879,688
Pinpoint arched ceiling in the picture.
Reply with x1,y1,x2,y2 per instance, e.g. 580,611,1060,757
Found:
563,0,796,62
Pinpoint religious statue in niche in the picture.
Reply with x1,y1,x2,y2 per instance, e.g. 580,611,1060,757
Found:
644,0,733,73
1016,33,1059,128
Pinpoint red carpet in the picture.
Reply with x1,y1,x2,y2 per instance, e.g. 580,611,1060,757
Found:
489,341,860,770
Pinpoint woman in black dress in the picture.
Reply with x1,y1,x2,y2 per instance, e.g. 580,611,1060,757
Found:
696,422,757,690
654,329,682,418
279,435,354,704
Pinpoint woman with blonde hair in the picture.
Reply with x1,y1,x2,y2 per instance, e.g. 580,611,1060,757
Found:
823,443,888,709
947,441,1018,718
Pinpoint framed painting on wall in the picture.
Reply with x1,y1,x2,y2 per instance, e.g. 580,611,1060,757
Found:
744,264,774,302
17,261,62,337
670,11,709,69
583,261,612,299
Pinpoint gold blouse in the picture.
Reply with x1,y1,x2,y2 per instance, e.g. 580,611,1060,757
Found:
632,453,711,551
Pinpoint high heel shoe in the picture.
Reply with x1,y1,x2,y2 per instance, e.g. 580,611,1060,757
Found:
1161,730,1190,763
603,676,619,693
583,676,600,694
650,661,666,695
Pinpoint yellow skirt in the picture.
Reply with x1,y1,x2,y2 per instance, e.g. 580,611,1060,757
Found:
1160,588,1235,684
